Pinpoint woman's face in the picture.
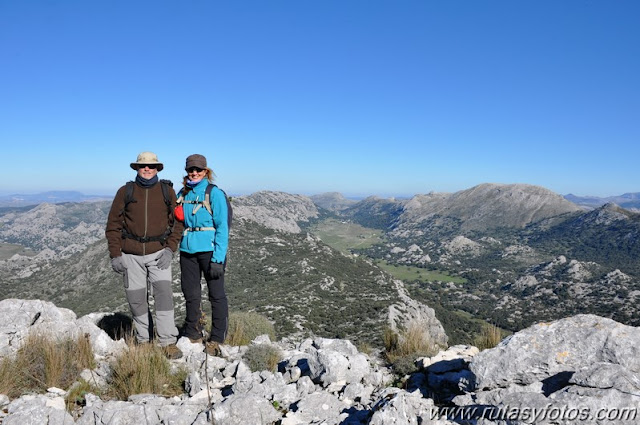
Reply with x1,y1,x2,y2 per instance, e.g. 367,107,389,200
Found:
187,167,206,181
137,164,159,180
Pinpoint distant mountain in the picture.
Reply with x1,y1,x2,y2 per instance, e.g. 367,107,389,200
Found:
0,191,112,207
396,183,581,233
342,195,405,230
565,192,640,210
317,183,640,331
529,203,640,271
0,201,111,255
309,192,357,212
326,183,582,234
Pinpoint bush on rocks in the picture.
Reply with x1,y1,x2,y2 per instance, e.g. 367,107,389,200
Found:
243,343,283,372
225,311,276,346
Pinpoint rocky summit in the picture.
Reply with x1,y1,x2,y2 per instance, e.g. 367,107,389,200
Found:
1,299,639,425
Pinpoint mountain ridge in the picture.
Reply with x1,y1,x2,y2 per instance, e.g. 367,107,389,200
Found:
0,191,112,207
564,192,640,210
1,182,639,345
4,183,638,209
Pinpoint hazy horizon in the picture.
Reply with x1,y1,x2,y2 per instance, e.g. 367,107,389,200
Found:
0,183,636,201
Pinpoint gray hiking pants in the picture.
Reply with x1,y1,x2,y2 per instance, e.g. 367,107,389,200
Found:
121,251,179,346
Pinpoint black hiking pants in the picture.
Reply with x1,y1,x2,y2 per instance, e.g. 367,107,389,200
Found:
180,251,228,343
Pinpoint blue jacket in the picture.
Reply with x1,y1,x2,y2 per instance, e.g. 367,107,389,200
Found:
178,180,229,263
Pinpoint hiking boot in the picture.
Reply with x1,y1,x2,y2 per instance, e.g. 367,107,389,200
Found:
188,336,203,344
204,340,221,356
162,344,183,360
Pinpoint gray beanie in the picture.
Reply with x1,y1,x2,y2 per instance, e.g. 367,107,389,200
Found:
185,154,207,170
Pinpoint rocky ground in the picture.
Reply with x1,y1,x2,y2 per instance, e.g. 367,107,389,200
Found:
1,299,639,425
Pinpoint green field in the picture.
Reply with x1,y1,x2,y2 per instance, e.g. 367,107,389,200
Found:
309,219,464,284
0,243,35,261
375,260,467,284
309,219,382,254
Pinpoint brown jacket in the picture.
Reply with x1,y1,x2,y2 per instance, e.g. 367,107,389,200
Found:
105,181,184,258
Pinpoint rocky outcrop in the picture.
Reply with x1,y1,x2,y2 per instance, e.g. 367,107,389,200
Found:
454,314,640,424
0,299,456,425
0,299,125,359
388,279,449,349
232,191,320,233
2,305,640,424
0,202,108,256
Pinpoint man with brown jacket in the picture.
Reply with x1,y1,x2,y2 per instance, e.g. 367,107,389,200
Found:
105,152,184,359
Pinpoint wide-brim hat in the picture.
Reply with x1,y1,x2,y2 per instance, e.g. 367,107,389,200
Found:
130,151,164,171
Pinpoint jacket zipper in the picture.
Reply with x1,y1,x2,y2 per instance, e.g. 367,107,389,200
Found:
143,188,148,256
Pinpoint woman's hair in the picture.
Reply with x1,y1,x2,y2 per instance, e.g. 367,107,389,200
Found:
182,167,216,190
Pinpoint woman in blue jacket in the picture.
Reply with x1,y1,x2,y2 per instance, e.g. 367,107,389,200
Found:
178,154,229,355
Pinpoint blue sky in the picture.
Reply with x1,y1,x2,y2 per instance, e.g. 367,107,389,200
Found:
1,1,638,198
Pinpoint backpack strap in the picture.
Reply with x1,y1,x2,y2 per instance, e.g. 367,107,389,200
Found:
178,184,232,231
120,181,136,216
176,185,190,205
203,184,214,215
207,184,233,230
179,184,215,215
159,179,173,218
182,226,216,237
124,180,172,212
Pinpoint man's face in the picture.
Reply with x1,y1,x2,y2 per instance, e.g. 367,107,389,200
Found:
137,164,159,179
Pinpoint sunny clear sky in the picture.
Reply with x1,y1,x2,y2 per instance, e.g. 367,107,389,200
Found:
1,0,638,198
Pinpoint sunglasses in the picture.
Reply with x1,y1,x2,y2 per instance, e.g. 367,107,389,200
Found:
187,167,205,173
138,164,158,170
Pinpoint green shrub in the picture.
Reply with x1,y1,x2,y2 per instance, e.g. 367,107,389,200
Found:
391,355,419,377
225,311,276,346
65,379,101,412
243,344,282,372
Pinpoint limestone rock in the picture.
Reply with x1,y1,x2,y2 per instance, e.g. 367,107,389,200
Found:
470,314,640,390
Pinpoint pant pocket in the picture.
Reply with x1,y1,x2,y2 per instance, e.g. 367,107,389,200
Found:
123,269,130,289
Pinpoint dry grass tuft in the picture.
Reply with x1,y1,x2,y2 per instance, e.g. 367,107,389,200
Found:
0,332,95,398
356,342,373,356
383,322,440,376
106,341,186,400
384,322,439,362
474,323,503,350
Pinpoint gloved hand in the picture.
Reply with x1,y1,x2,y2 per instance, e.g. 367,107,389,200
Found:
206,262,224,280
156,248,173,270
111,256,126,274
